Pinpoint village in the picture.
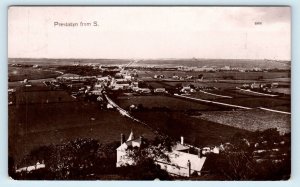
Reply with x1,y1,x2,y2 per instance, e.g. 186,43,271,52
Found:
9,61,291,179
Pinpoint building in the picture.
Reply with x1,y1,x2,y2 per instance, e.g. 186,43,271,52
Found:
110,78,131,90
116,131,207,177
251,83,261,89
154,88,167,93
180,86,196,93
116,131,142,167
57,73,81,82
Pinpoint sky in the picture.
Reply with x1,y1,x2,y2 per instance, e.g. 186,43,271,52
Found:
8,7,291,60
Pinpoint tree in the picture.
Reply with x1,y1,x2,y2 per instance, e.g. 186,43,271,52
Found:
15,138,119,180
118,158,171,180
121,136,173,180
46,138,114,179
189,84,196,89
207,151,257,180
125,139,170,165
205,129,291,180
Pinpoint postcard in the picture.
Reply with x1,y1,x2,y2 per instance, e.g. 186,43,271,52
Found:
8,6,291,180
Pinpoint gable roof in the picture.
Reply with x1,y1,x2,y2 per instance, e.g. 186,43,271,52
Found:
127,131,135,141
117,138,142,151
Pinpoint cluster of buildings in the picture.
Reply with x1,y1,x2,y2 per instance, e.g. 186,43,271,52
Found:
242,82,279,91
153,74,198,81
75,63,270,75
116,131,220,177
175,65,265,72
53,69,217,104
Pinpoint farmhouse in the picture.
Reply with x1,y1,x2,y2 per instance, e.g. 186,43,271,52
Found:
116,131,207,177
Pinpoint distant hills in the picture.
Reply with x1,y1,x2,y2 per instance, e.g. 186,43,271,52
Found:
8,58,290,70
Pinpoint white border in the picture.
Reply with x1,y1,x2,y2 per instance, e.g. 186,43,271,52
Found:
1,1,299,186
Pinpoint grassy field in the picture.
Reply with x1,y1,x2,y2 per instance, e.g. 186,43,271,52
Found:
197,109,291,134
15,87,74,104
145,80,290,91
208,89,249,98
8,61,291,165
131,111,249,147
9,85,155,163
116,95,225,111
115,94,268,147
136,59,290,69
217,97,290,108
145,80,245,90
189,92,231,100
270,88,291,95
9,67,61,82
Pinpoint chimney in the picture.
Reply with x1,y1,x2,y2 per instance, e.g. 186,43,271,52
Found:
187,160,191,177
198,149,202,158
181,136,184,145
121,133,125,145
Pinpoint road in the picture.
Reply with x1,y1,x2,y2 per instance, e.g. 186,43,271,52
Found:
104,94,162,136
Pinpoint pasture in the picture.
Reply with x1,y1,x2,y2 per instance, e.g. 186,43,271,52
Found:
216,97,290,109
132,111,249,147
8,60,291,166
116,95,225,111
8,67,61,82
197,109,291,134
9,85,155,163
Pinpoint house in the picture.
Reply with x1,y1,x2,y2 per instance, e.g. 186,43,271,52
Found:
136,88,151,94
180,86,196,93
154,74,165,79
154,88,167,93
271,82,279,88
251,83,260,89
110,78,131,90
116,131,207,177
172,75,179,80
123,75,133,81
116,131,142,167
94,83,104,90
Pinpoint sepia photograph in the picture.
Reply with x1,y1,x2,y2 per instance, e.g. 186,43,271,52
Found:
8,6,291,180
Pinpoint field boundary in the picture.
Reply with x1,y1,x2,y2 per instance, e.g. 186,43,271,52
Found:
173,94,252,110
198,90,232,98
258,107,291,115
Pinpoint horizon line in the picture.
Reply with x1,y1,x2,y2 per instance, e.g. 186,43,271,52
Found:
7,57,291,62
